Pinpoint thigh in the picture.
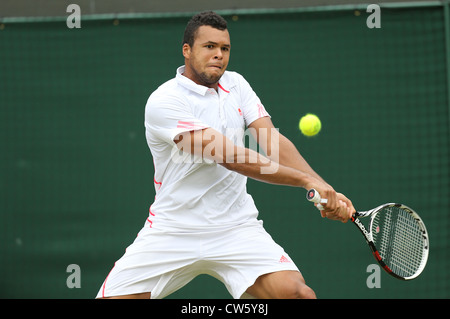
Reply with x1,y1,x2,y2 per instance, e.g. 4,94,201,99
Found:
246,270,316,299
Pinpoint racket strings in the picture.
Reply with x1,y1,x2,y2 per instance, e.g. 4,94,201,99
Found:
372,207,425,278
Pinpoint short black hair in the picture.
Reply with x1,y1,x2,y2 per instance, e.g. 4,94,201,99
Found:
183,11,228,47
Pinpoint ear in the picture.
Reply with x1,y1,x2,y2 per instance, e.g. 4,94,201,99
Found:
182,43,191,59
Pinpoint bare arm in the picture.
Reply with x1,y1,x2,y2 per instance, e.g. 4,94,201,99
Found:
174,127,318,188
174,123,352,222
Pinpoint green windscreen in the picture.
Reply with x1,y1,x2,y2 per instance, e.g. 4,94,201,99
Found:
1,4,448,298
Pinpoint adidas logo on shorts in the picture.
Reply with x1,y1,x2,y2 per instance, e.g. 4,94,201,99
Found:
279,255,291,263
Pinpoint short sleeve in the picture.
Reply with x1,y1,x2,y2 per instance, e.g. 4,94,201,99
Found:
236,74,270,126
145,93,210,145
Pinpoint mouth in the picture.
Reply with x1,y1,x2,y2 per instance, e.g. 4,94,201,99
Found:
208,64,223,70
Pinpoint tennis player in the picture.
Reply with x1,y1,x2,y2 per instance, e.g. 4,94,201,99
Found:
97,11,354,299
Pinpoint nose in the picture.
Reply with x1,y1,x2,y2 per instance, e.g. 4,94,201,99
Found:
214,48,223,60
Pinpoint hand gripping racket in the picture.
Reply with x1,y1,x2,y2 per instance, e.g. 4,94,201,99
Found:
306,189,429,280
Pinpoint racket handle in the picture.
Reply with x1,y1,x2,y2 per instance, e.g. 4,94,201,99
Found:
306,189,328,210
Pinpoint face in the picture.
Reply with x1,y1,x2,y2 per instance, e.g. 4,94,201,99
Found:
183,25,231,88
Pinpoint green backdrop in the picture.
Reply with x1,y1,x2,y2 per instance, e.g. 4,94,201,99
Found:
1,3,449,298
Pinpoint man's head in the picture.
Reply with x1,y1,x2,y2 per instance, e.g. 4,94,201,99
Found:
182,12,230,89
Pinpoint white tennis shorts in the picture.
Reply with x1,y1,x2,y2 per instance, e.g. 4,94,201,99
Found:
96,219,299,299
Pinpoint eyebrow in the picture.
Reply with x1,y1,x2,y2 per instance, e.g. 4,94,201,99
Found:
201,41,231,48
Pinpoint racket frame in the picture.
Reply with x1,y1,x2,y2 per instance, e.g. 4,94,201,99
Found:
306,189,429,280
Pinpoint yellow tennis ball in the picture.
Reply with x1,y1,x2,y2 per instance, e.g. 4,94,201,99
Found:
299,113,321,137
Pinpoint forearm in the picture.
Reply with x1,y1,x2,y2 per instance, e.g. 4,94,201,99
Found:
220,146,315,188
175,128,318,189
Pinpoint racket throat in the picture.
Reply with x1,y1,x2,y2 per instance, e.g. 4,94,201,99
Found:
369,242,394,275
353,218,372,240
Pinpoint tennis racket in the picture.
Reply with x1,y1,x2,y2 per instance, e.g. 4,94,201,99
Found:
306,189,429,280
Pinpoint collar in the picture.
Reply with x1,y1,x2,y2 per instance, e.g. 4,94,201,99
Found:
175,65,235,96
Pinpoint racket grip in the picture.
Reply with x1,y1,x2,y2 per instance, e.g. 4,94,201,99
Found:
306,189,328,210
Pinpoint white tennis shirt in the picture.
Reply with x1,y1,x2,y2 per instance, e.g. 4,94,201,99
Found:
144,66,270,230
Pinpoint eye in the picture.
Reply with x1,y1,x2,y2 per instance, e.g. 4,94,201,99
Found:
205,44,214,49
